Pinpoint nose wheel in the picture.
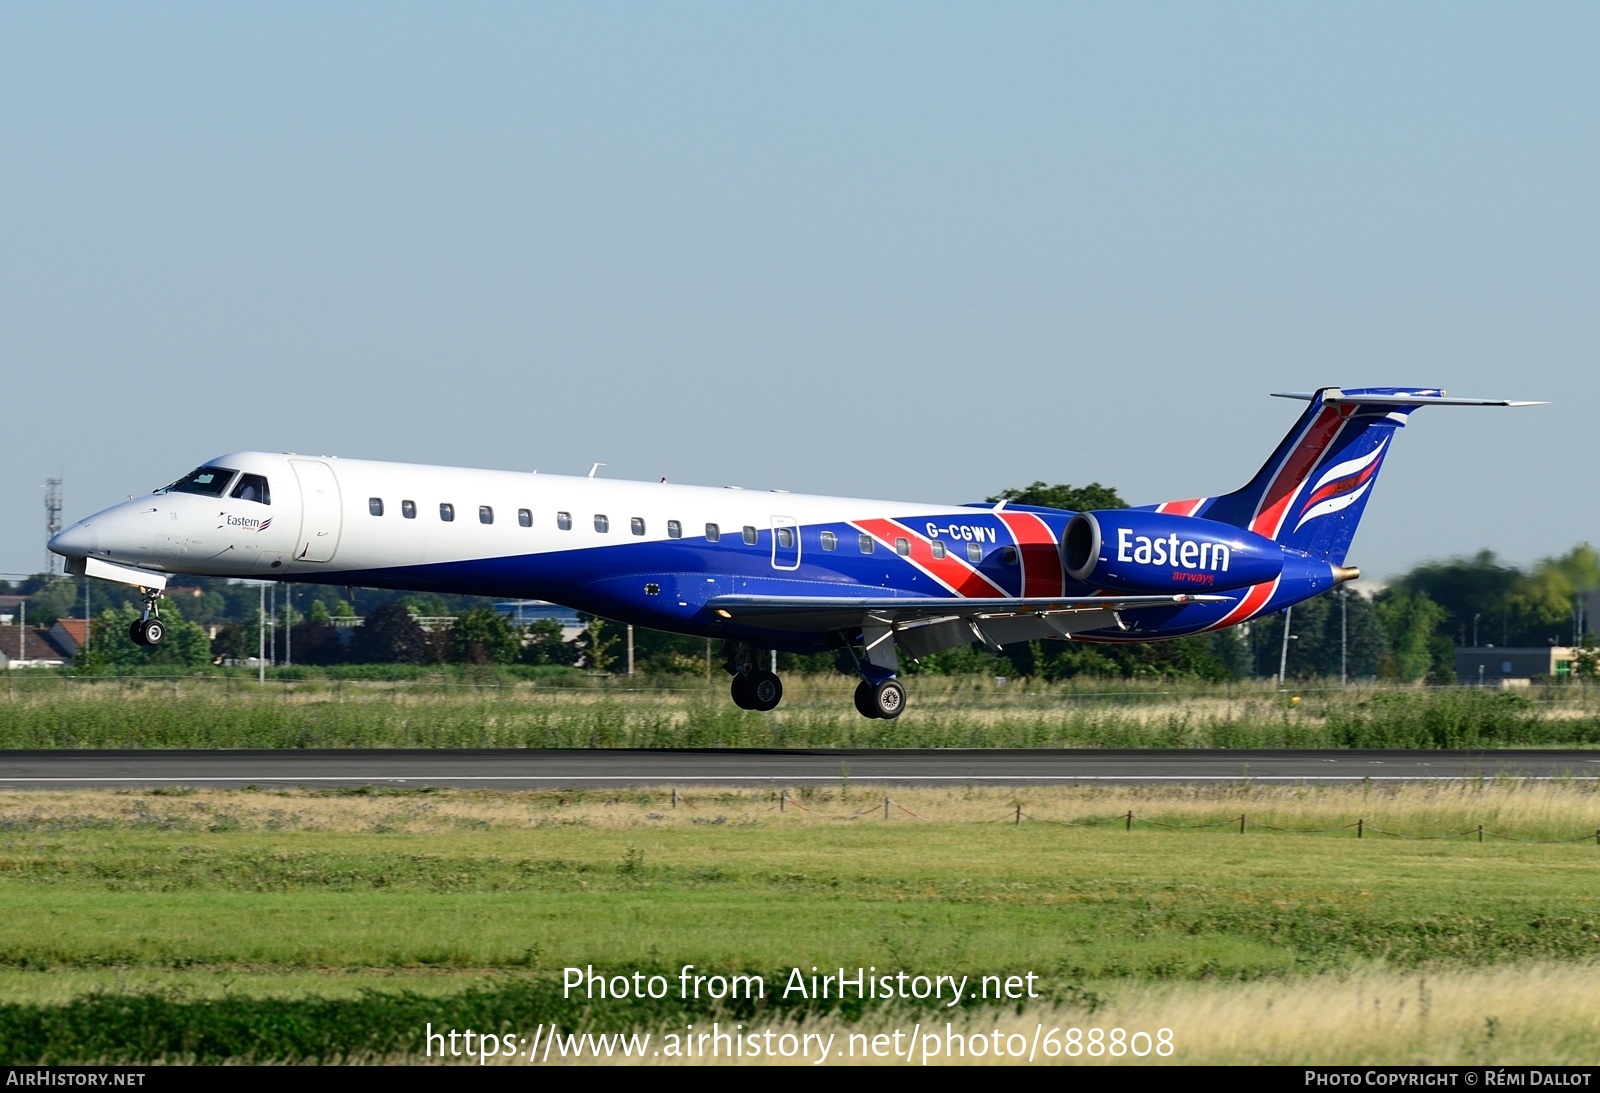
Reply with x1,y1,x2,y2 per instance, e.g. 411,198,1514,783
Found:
129,588,166,647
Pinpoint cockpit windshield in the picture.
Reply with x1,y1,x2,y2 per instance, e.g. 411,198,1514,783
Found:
164,466,238,497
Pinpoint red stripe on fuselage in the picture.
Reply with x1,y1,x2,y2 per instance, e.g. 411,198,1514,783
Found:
1209,577,1279,631
850,518,1009,599
1155,498,1203,516
997,511,1063,597
1250,406,1349,539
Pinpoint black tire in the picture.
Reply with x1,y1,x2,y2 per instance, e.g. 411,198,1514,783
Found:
853,680,881,719
140,618,165,646
748,671,783,712
730,674,755,710
871,679,907,720
129,620,149,646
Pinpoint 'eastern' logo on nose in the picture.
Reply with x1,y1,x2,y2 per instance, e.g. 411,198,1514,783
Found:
226,515,272,533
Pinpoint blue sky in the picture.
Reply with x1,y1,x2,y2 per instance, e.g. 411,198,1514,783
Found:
2,3,1594,582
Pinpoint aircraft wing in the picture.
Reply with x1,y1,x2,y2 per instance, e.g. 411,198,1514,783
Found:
706,592,1231,654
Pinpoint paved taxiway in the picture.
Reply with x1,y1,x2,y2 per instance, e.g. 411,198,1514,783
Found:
1,749,1597,789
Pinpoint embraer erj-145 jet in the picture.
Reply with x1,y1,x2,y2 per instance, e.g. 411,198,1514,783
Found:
49,387,1537,719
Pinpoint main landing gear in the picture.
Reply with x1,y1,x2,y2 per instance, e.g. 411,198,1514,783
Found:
721,629,911,720
852,678,906,720
128,588,165,647
724,642,783,712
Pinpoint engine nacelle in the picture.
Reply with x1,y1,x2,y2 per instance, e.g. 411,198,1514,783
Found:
1062,510,1285,594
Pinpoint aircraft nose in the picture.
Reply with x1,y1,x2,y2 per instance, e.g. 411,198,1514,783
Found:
48,521,95,559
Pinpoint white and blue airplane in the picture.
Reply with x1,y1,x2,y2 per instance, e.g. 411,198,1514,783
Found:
48,387,1537,719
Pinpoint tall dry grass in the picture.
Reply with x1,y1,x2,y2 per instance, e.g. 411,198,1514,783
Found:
5,780,1600,839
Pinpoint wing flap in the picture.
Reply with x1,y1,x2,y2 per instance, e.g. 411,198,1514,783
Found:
707,592,1231,633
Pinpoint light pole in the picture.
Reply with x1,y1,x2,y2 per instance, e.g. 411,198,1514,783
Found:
1278,607,1294,687
1341,589,1348,686
257,583,266,686
1473,613,1481,648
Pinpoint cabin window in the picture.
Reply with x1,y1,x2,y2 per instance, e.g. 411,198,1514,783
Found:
820,531,837,551
930,540,946,559
742,525,758,546
440,503,455,522
705,523,721,542
966,542,983,563
231,474,271,505
479,506,494,525
777,527,795,549
168,466,237,498
1003,545,1018,565
859,534,875,554
895,537,910,556
667,520,682,539
594,514,609,533
518,509,532,527
368,498,384,517
402,500,417,519
557,511,572,530
630,517,645,536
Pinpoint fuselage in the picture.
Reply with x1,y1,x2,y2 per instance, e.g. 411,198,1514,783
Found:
48,451,1328,653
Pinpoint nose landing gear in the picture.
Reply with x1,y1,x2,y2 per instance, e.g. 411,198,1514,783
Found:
129,588,165,647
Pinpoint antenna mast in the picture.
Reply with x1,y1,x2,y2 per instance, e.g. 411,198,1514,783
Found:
44,479,63,580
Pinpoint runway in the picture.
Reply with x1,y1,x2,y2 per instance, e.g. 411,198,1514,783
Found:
1,748,1598,788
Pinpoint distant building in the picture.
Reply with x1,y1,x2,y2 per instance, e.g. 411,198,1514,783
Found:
494,600,584,640
49,618,89,659
0,625,70,668
1455,646,1579,686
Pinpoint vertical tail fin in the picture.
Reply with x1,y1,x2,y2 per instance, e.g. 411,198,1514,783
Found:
1154,388,1447,565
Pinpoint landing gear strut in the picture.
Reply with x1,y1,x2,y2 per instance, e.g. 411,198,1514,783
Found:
847,623,907,719
724,642,783,712
129,588,165,647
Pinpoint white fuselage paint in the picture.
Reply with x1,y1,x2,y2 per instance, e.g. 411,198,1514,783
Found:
61,452,1005,589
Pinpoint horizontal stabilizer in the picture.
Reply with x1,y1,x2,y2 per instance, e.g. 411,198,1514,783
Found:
1271,390,1546,407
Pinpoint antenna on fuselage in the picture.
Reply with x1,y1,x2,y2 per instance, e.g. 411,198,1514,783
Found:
588,463,606,478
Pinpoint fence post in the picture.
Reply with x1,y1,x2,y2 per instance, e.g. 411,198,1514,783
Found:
779,791,786,813
1357,818,1363,840
884,798,891,821
1478,825,1484,843
1239,813,1246,835
671,788,677,810
1125,810,1133,832
1015,804,1022,826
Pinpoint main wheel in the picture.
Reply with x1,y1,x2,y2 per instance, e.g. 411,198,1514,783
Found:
129,620,149,646
853,680,881,719
139,618,166,646
730,674,756,710
748,670,783,712
870,679,906,720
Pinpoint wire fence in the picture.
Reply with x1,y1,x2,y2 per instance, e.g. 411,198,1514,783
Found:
692,791,1600,844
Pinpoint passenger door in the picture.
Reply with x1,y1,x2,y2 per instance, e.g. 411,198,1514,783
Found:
290,460,343,563
771,516,800,571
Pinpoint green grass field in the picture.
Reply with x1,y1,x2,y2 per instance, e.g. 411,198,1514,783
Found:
1,672,1596,748
3,782,1600,1062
